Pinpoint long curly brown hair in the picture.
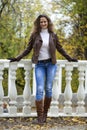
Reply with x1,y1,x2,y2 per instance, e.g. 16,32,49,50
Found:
32,14,54,34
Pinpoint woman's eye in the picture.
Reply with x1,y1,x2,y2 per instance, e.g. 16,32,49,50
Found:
40,21,46,23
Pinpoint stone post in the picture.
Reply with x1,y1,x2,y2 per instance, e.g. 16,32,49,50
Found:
63,63,73,114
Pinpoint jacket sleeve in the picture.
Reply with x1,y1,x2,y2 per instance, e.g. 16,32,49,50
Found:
55,34,73,61
16,34,34,60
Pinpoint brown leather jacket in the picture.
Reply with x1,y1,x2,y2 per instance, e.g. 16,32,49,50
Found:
16,32,73,64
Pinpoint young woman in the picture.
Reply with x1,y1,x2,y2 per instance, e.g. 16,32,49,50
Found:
9,14,77,125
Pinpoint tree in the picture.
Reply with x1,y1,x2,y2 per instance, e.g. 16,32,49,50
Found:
0,0,48,58
47,0,87,59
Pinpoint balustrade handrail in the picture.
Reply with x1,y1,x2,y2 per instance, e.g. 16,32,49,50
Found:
0,59,87,117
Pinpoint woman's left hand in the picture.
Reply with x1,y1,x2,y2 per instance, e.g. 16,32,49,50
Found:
68,58,78,62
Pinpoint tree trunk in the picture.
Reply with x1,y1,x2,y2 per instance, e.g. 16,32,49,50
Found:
84,47,87,60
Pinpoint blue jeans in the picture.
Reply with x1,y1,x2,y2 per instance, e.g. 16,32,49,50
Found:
35,61,57,100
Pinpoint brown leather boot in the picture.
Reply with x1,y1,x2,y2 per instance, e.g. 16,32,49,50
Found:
32,100,44,125
43,97,52,123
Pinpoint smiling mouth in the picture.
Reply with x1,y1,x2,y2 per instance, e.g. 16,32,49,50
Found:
43,25,46,27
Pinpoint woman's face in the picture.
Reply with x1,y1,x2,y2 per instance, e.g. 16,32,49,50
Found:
40,17,48,29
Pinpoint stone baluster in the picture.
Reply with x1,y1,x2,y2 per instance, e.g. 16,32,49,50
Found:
8,62,17,115
50,64,59,117
23,61,32,115
0,63,4,114
76,63,86,114
63,63,73,114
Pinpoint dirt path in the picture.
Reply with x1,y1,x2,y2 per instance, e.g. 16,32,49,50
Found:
0,117,87,130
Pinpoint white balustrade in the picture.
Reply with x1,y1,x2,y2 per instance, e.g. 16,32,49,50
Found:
63,63,73,114
0,59,87,117
76,63,86,114
23,61,32,115
8,62,18,115
0,62,4,115
50,64,60,117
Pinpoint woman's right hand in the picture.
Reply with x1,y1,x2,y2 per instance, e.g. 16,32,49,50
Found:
8,58,19,62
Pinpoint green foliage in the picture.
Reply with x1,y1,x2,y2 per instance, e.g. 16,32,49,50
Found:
16,68,25,95
62,68,79,93
0,0,47,59
2,69,8,96
49,0,87,59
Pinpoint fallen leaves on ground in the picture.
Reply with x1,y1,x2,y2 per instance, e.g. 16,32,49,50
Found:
0,117,87,130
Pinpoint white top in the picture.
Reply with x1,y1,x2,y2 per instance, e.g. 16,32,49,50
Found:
38,29,51,60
